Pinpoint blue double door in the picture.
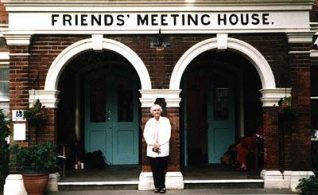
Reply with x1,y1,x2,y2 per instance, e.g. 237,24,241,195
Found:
84,70,139,165
183,70,235,165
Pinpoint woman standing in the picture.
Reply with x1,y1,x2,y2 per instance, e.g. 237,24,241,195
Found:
143,104,171,193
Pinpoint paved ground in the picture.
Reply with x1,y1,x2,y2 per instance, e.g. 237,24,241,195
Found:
47,189,297,195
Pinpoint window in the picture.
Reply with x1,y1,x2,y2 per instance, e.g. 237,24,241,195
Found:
0,50,9,115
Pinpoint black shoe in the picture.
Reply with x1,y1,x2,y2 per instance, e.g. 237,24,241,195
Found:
159,188,166,193
154,188,160,193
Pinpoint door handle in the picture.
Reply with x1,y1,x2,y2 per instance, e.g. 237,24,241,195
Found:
106,110,111,121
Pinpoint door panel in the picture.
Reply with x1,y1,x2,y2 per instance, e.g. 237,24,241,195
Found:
183,71,235,165
208,74,235,164
114,129,136,163
210,128,233,163
113,75,139,164
85,70,139,165
90,131,107,153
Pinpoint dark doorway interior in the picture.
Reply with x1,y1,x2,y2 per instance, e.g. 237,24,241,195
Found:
181,50,263,167
57,50,141,169
185,73,208,165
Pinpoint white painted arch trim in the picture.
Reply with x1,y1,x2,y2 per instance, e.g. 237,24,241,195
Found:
44,36,152,91
169,37,276,90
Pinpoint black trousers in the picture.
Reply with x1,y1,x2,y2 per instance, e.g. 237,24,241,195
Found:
149,156,168,189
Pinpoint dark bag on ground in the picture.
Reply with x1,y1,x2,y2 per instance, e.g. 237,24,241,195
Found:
85,150,108,168
220,144,236,165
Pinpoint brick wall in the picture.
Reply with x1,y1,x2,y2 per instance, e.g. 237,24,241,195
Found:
166,107,180,172
311,0,318,22
0,3,8,24
27,34,289,91
285,43,312,170
111,34,289,89
9,33,311,169
29,35,89,89
9,46,30,110
263,107,279,169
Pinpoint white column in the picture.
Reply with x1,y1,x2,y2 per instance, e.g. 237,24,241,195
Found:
261,170,285,189
138,172,184,190
3,174,27,195
139,89,181,108
139,89,183,190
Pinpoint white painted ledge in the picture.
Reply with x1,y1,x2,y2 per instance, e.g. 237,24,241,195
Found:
261,170,314,192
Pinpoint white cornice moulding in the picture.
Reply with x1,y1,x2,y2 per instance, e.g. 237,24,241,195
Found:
4,34,32,46
139,89,182,108
259,88,291,107
3,29,313,35
1,0,314,8
2,6,314,12
29,90,60,108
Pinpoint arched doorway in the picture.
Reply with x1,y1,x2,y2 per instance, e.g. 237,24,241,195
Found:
57,50,141,167
181,51,262,167
40,37,150,168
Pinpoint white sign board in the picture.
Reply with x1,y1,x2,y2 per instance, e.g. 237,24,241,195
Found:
12,110,26,122
13,123,26,141
8,11,310,33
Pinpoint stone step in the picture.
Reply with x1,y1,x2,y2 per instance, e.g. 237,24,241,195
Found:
184,179,264,189
58,181,139,191
58,179,264,191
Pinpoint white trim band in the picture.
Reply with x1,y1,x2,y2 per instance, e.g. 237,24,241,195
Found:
9,53,30,56
288,51,310,54
58,181,139,185
184,179,264,183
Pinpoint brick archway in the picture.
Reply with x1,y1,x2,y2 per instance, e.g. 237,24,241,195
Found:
169,36,276,93
44,36,152,92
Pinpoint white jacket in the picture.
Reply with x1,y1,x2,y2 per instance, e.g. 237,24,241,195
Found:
143,116,171,157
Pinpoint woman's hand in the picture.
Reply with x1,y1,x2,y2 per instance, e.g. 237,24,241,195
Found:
152,143,161,153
